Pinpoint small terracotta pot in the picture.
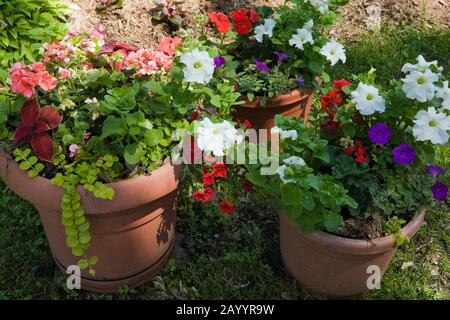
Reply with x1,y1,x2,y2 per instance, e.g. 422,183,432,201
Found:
279,209,426,298
233,88,315,131
0,151,182,293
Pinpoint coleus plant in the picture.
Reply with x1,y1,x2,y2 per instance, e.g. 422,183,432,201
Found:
204,0,349,100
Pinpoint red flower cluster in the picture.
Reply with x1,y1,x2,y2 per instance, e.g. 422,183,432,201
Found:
230,8,260,35
9,63,58,98
13,98,62,161
207,12,231,33
320,79,351,111
345,139,369,164
192,162,239,215
319,79,352,136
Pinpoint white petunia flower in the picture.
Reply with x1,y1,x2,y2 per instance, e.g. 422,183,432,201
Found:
402,69,439,103
283,156,306,167
413,107,450,145
271,127,297,140
276,165,295,184
180,49,215,84
401,55,443,74
436,81,450,110
289,20,314,51
254,19,276,43
197,118,243,156
305,0,329,14
320,40,346,66
281,129,298,140
351,83,386,115
84,97,98,104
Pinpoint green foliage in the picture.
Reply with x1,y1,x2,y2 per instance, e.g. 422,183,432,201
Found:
0,0,68,70
382,216,409,247
13,148,45,178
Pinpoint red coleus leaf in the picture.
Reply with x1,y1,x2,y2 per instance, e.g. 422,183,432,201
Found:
13,125,33,143
98,40,139,56
31,132,54,161
13,98,61,161
39,106,62,129
20,98,40,126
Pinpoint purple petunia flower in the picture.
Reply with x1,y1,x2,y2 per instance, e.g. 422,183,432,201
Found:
255,60,272,72
213,56,226,68
431,181,448,201
295,77,305,86
425,164,446,178
273,51,290,62
368,123,392,145
392,144,415,165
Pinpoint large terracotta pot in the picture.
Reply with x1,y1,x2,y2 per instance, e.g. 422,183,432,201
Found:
233,88,315,131
280,209,426,298
0,151,183,293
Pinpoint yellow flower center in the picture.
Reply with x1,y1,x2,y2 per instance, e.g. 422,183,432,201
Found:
417,77,426,85
212,128,221,135
429,120,437,127
366,93,374,101
194,61,202,69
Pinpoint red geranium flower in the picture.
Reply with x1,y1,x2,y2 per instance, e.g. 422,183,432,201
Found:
243,180,253,192
202,172,215,185
212,162,227,177
244,119,252,129
230,8,253,35
193,188,213,203
13,97,62,161
249,8,260,22
320,89,343,110
332,79,352,90
219,201,235,215
207,12,231,33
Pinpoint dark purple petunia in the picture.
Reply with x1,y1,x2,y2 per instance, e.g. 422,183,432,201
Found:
368,123,392,145
392,144,415,165
255,60,272,72
295,77,305,86
273,51,290,62
213,56,226,68
425,164,446,178
431,181,448,201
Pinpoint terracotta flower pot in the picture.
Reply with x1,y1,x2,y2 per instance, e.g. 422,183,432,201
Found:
0,151,183,293
233,88,315,131
279,209,426,298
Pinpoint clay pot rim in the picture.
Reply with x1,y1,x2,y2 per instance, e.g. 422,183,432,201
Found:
240,88,314,109
281,208,426,255
0,151,183,213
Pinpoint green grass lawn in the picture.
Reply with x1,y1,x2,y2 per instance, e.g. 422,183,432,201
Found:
1,25,449,300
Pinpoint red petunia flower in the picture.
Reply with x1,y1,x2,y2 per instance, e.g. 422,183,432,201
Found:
207,12,231,33
230,8,253,35
243,180,253,192
13,97,62,161
332,79,352,90
219,201,235,215
212,162,227,177
193,187,213,203
202,172,215,185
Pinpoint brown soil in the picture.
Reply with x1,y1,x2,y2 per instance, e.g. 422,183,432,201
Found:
64,0,449,48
